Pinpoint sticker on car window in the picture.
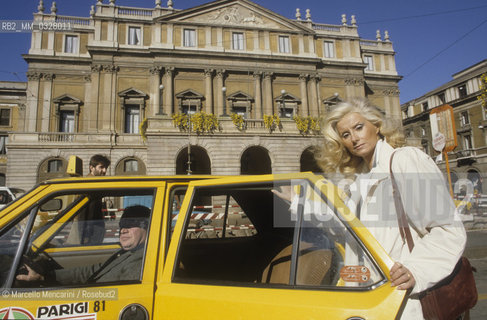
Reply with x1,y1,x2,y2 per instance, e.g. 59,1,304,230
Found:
339,265,370,283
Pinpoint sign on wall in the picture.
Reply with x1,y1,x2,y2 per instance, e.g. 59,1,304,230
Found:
429,104,457,152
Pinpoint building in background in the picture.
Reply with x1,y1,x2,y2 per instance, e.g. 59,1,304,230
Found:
401,59,487,194
6,0,401,190
0,81,26,186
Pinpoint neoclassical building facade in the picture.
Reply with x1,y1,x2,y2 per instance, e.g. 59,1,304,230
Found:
7,0,401,190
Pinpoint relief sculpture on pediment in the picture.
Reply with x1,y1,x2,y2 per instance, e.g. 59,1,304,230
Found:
196,5,271,27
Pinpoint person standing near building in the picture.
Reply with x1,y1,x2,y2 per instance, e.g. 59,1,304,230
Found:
316,98,466,319
88,154,111,176
84,154,111,243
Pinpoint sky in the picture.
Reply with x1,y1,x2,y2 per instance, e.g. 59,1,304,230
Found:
0,0,486,104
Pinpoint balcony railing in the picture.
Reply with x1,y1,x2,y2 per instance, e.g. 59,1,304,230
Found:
55,15,92,26
9,132,144,146
117,6,153,17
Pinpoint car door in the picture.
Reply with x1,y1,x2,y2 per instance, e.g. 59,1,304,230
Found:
0,180,167,320
155,173,407,320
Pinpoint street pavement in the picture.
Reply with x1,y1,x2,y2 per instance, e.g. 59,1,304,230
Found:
463,216,487,320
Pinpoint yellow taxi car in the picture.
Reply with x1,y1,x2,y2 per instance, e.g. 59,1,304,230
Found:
0,173,407,319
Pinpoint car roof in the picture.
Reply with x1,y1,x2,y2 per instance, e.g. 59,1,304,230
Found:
42,175,231,185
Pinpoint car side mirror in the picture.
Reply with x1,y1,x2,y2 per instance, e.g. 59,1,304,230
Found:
40,199,62,212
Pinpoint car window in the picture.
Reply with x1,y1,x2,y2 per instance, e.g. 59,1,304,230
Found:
0,213,31,288
183,193,256,240
173,180,384,289
0,190,12,204
9,188,155,288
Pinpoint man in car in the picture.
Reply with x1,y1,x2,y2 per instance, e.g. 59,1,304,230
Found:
17,205,150,284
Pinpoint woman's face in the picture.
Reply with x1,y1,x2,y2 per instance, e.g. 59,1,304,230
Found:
336,112,380,167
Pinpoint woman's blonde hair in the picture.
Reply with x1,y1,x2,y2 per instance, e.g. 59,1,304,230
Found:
315,97,405,175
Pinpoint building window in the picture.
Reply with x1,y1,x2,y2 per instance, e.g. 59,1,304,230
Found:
125,105,140,134
323,41,335,58
183,29,196,47
232,32,244,50
0,109,10,126
128,26,141,45
407,105,414,117
64,35,78,53
364,55,374,71
421,127,426,137
59,110,75,133
124,159,138,172
0,135,7,155
457,83,468,98
437,92,446,104
278,36,290,53
115,157,147,176
48,159,63,173
38,157,68,182
460,111,470,126
422,102,428,112
463,135,472,150
232,106,248,118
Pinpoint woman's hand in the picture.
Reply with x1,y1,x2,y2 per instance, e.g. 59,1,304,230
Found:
390,262,415,290
271,185,293,202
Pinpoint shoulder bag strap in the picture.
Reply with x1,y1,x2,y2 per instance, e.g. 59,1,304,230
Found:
390,151,415,252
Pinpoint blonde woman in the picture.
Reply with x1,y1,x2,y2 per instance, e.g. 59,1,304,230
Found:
316,98,466,319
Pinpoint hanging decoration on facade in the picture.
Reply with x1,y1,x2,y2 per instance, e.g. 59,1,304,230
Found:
231,113,246,131
263,114,281,133
172,112,219,135
293,115,322,135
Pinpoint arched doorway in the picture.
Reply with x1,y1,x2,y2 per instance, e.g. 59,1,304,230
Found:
300,147,322,173
240,146,271,175
176,145,211,175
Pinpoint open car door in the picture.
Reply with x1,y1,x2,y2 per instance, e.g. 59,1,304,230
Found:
157,173,408,319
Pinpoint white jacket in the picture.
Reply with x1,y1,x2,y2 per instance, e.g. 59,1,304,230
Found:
353,140,466,319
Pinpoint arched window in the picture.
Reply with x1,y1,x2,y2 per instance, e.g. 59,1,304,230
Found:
115,157,147,176
38,157,68,183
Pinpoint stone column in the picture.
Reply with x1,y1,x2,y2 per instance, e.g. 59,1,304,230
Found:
163,67,174,115
216,69,226,116
253,71,262,119
90,65,102,131
150,66,163,116
299,74,309,117
40,73,54,132
309,74,321,117
204,69,214,114
315,74,322,116
26,72,41,132
263,72,274,115
82,74,92,132
105,65,119,133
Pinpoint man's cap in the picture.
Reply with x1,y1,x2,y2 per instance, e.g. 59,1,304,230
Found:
119,205,151,229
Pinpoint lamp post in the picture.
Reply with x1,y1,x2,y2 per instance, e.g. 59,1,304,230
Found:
158,84,164,115
222,86,228,116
